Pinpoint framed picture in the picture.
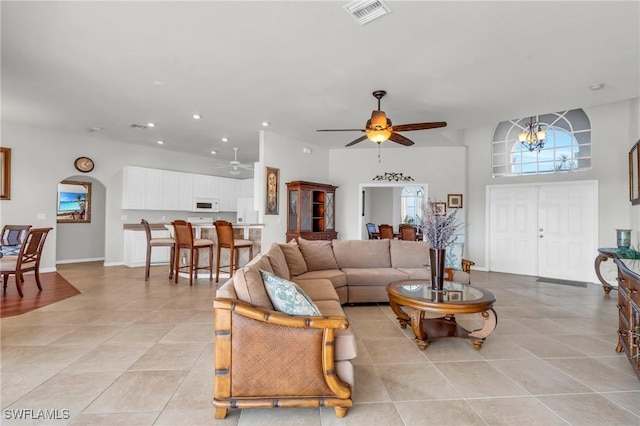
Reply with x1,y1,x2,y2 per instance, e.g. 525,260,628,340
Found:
0,147,10,200
57,180,92,223
447,290,463,302
630,140,640,205
265,167,279,215
434,202,446,216
447,193,463,209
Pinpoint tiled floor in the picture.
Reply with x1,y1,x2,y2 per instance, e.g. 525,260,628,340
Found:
1,262,639,425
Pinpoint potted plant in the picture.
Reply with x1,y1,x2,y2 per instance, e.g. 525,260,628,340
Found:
419,200,463,290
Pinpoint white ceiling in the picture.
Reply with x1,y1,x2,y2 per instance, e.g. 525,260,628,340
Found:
3,1,639,172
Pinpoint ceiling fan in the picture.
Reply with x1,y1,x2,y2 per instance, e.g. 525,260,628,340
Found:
317,90,447,147
213,147,253,176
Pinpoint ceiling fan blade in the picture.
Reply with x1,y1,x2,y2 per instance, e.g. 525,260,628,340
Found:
317,129,366,132
388,132,415,146
391,121,447,132
345,135,368,147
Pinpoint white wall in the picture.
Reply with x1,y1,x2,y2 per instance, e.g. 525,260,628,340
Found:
1,122,256,271
329,146,467,241
257,130,330,247
465,98,638,269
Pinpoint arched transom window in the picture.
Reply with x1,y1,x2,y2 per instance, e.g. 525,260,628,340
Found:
492,109,591,177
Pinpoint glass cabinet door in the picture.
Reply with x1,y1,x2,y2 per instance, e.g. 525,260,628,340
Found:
325,192,334,230
288,190,298,231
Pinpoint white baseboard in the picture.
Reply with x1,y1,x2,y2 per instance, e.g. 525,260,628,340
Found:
103,261,125,267
56,257,105,265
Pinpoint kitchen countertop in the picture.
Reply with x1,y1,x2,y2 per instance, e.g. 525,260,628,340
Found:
123,223,264,230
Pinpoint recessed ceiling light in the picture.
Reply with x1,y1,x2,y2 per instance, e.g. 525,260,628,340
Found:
147,122,155,128
262,121,270,127
157,140,164,145
211,150,217,154
590,83,604,91
221,137,228,142
193,114,201,120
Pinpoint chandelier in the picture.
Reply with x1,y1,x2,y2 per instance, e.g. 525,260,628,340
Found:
518,116,546,152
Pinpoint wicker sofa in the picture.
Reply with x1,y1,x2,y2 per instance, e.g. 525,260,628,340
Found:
213,238,473,418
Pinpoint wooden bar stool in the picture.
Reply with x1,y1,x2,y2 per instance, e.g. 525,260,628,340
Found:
214,220,254,282
141,219,175,281
172,220,214,285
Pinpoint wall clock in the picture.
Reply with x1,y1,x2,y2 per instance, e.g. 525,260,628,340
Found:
74,156,94,173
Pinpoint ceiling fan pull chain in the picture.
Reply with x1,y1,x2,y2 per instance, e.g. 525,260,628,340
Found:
378,144,381,163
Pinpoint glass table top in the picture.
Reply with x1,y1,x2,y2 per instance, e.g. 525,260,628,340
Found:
394,280,484,303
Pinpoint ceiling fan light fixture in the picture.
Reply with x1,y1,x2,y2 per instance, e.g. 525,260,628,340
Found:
229,168,241,176
367,129,391,143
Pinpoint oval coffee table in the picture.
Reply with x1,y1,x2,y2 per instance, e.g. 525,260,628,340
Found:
386,279,497,350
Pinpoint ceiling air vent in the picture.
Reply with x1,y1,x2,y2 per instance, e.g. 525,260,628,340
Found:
344,0,391,25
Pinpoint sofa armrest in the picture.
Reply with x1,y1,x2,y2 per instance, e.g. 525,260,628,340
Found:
213,297,352,417
462,258,475,273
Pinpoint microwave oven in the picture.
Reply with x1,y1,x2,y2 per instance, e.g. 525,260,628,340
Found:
192,197,219,212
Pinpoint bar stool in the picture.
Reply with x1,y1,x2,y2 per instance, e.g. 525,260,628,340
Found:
214,220,254,282
172,220,214,285
141,219,175,281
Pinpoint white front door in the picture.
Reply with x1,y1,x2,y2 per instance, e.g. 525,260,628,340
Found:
488,181,598,282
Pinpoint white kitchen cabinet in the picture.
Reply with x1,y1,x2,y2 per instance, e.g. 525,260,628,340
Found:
162,171,179,210
123,229,171,267
145,168,164,210
239,178,254,198
122,166,146,209
218,177,239,211
177,172,193,211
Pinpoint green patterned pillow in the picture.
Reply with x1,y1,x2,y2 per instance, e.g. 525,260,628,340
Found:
260,270,321,316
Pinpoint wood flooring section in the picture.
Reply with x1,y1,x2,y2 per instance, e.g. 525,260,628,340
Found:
0,272,81,318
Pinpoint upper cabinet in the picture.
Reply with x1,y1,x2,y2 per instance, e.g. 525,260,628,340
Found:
122,166,246,212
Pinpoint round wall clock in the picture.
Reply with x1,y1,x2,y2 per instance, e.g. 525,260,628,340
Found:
74,156,94,173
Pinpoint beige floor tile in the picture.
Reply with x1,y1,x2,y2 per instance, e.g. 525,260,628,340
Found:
62,343,152,372
362,338,428,364
237,407,321,425
165,368,214,410
0,370,58,409
537,393,640,425
159,323,213,343
351,318,406,340
105,323,174,344
49,325,126,346
1,344,94,374
191,343,215,371
550,334,620,356
1,325,79,346
127,342,207,371
351,365,391,403
415,338,486,362
320,402,404,426
376,363,462,401
155,408,240,425
467,396,569,425
476,334,537,360
434,360,529,398
600,391,640,416
546,357,640,392
394,399,486,425
69,411,159,425
83,370,188,414
134,309,198,324
509,334,588,358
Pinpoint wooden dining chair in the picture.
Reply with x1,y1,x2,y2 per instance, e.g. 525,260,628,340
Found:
141,219,175,281
378,224,395,239
399,224,417,241
172,220,214,285
214,220,254,282
366,223,379,239
0,224,32,257
1,227,52,297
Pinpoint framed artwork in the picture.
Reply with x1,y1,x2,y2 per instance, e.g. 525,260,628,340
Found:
265,167,279,215
630,140,640,205
434,202,447,216
0,147,10,200
447,193,463,209
57,180,92,223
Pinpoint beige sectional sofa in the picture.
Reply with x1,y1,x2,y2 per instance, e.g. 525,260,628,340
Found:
213,238,471,418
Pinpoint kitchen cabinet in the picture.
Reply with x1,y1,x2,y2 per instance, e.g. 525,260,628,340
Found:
162,171,179,211
123,229,171,267
145,168,163,210
122,166,146,209
177,172,193,211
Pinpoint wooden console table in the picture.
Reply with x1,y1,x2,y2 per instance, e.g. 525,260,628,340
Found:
594,247,640,294
611,258,640,380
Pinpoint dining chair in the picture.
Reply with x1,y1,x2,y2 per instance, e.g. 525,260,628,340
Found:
172,220,214,285
214,220,254,282
399,224,417,241
378,224,395,239
366,223,379,239
141,219,175,281
0,224,32,257
1,227,52,297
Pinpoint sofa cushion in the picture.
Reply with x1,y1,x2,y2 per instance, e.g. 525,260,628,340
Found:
265,243,291,280
332,239,391,268
260,271,321,315
233,254,274,310
296,279,340,303
298,237,339,271
314,300,358,361
341,267,409,287
293,269,347,290
396,267,430,280
390,239,430,268
278,243,308,277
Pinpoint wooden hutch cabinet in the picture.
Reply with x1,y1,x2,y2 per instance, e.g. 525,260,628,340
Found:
286,181,338,242
613,258,640,379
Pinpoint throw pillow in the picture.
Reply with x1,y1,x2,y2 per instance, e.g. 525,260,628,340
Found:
298,237,339,271
445,242,464,270
278,243,309,277
260,270,321,316
233,254,274,309
265,243,291,280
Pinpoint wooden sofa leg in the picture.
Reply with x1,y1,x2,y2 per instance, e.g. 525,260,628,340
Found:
214,407,228,419
335,406,348,418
